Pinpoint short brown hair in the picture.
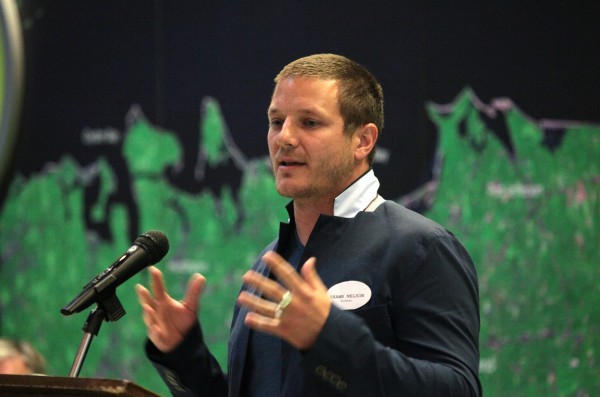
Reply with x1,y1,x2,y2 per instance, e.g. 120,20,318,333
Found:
274,54,384,165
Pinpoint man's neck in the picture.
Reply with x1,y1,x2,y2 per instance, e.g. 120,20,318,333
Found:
292,196,334,245
291,166,375,245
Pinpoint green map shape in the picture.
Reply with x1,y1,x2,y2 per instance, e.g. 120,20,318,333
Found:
425,89,599,396
1,90,598,396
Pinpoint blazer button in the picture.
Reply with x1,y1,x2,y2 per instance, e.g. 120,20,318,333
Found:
336,380,348,391
315,364,327,378
315,365,348,391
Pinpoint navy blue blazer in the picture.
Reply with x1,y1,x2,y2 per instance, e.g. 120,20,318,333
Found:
148,201,482,396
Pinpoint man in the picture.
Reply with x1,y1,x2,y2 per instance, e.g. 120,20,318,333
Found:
136,53,482,396
0,338,46,375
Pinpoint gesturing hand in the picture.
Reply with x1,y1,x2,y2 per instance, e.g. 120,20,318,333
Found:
236,251,331,351
135,266,205,352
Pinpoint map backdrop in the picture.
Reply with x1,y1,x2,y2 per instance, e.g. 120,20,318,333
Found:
1,2,599,396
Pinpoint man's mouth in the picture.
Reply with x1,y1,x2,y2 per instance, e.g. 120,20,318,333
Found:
280,161,304,166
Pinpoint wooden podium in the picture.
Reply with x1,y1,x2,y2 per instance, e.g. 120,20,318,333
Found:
0,374,161,396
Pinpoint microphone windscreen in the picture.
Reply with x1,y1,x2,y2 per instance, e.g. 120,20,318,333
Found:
136,230,169,263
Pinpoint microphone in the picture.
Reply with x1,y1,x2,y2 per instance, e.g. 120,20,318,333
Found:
61,230,169,316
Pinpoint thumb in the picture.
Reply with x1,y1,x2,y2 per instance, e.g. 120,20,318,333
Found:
300,257,327,292
181,273,206,313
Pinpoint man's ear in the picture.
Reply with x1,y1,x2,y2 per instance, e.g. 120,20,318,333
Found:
354,123,378,161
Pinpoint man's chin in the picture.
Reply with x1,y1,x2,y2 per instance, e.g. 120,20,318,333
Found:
275,183,309,199
275,187,296,199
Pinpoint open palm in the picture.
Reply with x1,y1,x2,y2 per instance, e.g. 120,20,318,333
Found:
135,266,206,352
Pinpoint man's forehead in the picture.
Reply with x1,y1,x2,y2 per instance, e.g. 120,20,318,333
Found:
269,78,339,110
274,76,339,89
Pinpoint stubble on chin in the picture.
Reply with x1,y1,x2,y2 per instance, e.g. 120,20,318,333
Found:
274,178,309,199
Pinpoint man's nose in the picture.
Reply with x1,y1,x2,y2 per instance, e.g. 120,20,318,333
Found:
277,120,298,148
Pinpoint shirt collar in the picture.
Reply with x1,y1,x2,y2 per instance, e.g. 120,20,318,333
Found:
333,169,380,218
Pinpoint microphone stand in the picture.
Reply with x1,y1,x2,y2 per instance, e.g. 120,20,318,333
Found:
68,291,126,377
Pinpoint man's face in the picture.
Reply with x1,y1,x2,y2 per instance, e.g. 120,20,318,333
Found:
0,356,32,374
267,77,360,202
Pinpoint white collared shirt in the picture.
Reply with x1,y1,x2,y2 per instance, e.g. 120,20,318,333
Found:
333,170,383,218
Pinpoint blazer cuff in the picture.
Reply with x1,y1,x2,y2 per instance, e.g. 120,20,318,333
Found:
145,322,204,396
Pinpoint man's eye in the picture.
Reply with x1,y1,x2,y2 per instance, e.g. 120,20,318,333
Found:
269,119,283,128
304,120,319,127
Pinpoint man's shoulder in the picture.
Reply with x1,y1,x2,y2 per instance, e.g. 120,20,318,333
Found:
372,200,453,239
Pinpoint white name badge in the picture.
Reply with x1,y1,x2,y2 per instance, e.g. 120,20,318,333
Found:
327,281,372,310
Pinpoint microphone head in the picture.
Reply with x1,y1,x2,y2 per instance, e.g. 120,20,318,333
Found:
135,230,169,263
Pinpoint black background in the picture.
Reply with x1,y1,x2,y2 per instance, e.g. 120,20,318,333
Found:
6,1,600,206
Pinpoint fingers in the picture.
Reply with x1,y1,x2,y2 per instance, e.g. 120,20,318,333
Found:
135,266,170,310
238,290,279,318
300,257,327,292
241,270,287,303
181,273,206,313
135,283,153,307
261,251,305,291
241,252,327,304
261,252,327,296
148,266,168,301
244,310,279,331
135,285,158,328
140,302,157,329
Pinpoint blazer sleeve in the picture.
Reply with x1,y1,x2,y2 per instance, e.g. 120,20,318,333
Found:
300,233,482,397
146,322,228,397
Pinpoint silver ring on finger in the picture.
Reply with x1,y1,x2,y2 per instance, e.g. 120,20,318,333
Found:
274,291,292,319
